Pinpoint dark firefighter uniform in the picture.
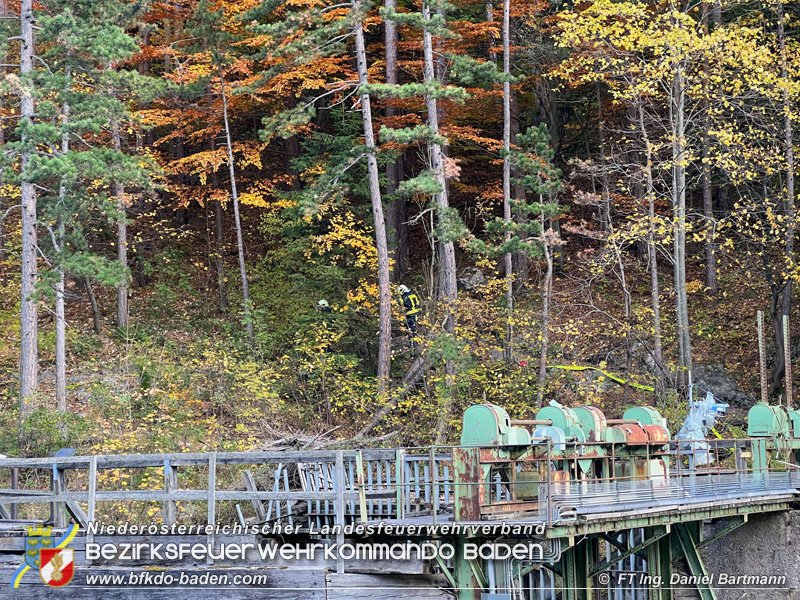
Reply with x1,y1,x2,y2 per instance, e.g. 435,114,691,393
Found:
401,289,421,338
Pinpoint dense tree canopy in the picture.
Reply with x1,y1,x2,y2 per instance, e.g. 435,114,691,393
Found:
0,0,799,453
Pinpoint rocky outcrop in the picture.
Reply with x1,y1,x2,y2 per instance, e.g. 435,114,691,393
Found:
692,364,754,408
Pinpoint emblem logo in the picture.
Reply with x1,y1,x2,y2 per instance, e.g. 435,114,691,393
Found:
39,548,74,587
11,524,78,589
24,525,54,570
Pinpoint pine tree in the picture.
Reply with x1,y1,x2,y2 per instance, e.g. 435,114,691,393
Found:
2,0,157,433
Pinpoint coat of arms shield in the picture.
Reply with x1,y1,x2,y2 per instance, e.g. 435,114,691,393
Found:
39,548,75,587
24,527,55,569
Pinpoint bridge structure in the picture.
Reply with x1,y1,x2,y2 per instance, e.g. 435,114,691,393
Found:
0,400,798,599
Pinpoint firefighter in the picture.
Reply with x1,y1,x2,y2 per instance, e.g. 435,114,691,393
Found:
317,299,334,352
398,285,420,347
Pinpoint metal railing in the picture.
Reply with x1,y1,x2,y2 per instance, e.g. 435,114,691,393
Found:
0,436,796,531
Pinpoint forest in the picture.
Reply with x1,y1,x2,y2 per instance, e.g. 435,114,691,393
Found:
0,0,797,455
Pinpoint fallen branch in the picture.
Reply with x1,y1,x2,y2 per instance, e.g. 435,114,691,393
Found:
353,354,429,440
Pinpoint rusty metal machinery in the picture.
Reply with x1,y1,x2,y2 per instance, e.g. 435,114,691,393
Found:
460,402,671,494
452,402,800,600
746,401,800,470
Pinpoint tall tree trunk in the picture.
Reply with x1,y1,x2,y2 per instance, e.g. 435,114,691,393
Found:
511,91,530,289
112,122,129,330
0,0,6,267
537,227,553,408
638,103,664,376
84,278,101,334
778,0,794,321
19,0,38,418
384,0,408,281
770,0,795,391
209,139,229,312
671,52,692,386
214,195,229,312
353,0,392,395
219,68,255,344
55,99,70,417
612,238,633,398
55,222,66,416
501,0,513,364
701,2,717,294
596,86,611,232
422,0,458,442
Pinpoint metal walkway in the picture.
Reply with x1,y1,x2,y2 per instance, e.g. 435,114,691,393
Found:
0,437,796,600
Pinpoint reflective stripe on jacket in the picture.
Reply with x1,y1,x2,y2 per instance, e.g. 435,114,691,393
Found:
403,292,421,315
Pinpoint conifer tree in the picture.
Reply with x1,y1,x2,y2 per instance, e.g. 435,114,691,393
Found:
2,0,156,430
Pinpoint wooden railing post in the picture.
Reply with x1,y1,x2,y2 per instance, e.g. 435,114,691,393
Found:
335,451,345,574
355,450,367,524
207,453,216,565
164,459,178,525
395,449,405,519
51,465,67,528
86,456,97,565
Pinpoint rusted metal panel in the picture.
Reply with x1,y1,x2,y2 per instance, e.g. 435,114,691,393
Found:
453,448,483,522
609,425,650,444
643,424,670,444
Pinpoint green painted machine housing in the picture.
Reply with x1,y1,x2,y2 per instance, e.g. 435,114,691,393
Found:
573,406,607,443
790,410,800,438
536,405,586,442
623,406,665,427
747,403,792,437
460,404,531,447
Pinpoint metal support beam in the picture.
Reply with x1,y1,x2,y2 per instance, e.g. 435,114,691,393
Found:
591,528,669,576
675,523,716,600
561,542,590,600
696,516,747,550
646,527,672,600
453,554,485,600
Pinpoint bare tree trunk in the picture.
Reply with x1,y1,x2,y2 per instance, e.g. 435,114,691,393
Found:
0,0,5,267
537,230,553,408
486,0,497,62
701,147,716,294
596,86,611,231
209,139,229,312
612,239,632,399
384,0,408,281
671,52,692,386
422,0,458,442
422,5,457,313
638,103,664,375
19,0,38,417
112,122,129,330
701,3,717,295
511,92,530,289
55,224,66,416
220,68,255,344
501,0,513,364
778,0,794,323
677,80,691,374
84,278,101,334
55,99,70,417
214,196,229,312
353,0,392,395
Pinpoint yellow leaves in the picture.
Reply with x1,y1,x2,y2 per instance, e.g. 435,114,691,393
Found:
308,204,380,313
168,148,227,180
238,180,274,207
685,280,704,294
234,141,266,170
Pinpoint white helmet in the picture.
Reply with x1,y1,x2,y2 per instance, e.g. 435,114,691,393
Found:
318,299,330,308
398,285,410,294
